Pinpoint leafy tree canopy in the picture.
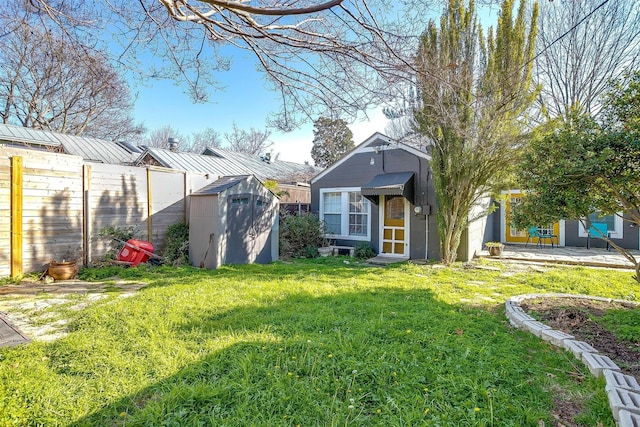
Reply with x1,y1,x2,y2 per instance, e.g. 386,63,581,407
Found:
514,70,640,279
415,0,539,264
310,117,354,168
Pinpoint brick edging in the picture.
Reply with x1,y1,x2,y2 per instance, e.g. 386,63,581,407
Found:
505,294,640,426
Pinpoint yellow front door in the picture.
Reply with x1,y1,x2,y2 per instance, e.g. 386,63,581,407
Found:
381,195,407,256
504,192,559,244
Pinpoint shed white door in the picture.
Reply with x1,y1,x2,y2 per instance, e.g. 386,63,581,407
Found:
380,195,409,257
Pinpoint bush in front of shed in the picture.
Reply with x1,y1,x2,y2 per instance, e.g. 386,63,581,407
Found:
279,212,326,259
163,221,190,266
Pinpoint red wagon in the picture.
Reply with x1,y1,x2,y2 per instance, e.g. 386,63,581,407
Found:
115,239,162,266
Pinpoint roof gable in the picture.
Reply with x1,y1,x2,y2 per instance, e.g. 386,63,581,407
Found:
136,147,250,178
205,147,321,181
192,175,251,195
311,132,431,184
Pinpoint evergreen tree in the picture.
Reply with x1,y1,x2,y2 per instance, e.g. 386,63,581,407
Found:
310,117,355,167
415,0,538,264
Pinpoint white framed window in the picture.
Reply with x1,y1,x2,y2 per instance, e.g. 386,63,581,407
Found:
322,192,342,235
320,188,371,240
578,212,624,239
348,192,369,236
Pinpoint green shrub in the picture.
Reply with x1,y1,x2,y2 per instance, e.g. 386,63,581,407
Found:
98,225,139,260
279,213,326,259
354,241,375,259
163,222,190,266
302,245,319,259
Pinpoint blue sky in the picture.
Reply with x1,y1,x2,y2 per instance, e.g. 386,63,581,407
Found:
130,4,500,165
131,53,389,165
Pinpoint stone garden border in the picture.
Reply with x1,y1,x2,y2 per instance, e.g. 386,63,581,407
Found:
506,294,640,427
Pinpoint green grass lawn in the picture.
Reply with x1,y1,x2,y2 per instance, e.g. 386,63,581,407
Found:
1,258,638,426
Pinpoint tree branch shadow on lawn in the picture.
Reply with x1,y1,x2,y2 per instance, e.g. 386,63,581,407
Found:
127,261,391,291
64,284,609,426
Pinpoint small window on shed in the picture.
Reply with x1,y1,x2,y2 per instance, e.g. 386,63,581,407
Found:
256,197,265,207
231,196,249,205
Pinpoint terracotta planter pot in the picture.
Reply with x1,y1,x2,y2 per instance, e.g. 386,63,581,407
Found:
48,260,79,280
488,246,503,257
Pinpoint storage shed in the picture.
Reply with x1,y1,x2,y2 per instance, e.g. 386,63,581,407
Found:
189,175,279,269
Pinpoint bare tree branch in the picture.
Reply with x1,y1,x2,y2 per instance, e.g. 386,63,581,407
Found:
224,121,272,154
534,0,640,121
0,4,143,140
160,0,344,18
14,0,442,129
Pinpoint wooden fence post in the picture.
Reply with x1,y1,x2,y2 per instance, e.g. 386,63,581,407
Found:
83,164,92,267
147,167,152,243
10,156,23,278
183,171,188,223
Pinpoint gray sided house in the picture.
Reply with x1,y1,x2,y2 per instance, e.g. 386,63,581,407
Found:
311,133,441,260
189,175,279,269
490,190,640,250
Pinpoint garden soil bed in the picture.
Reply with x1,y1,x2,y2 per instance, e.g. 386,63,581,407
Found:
520,297,639,426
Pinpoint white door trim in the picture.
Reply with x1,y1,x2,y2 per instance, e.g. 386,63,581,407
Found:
378,195,410,257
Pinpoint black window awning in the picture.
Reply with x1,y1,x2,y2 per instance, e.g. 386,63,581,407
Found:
361,171,415,205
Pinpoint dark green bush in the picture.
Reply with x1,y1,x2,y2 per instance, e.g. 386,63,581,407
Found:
279,213,326,259
302,246,319,259
163,221,190,265
354,241,375,259
98,225,139,260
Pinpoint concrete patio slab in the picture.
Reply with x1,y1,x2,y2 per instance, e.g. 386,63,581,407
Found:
0,313,31,347
0,279,147,347
480,244,639,270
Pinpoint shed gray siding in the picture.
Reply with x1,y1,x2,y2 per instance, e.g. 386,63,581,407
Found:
219,177,278,266
311,145,438,260
189,175,278,269
189,194,220,268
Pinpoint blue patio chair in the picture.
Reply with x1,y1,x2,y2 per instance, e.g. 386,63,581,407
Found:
587,222,610,250
526,226,557,248
525,226,540,247
538,227,558,248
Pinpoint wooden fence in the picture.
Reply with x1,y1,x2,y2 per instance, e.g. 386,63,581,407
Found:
0,147,211,277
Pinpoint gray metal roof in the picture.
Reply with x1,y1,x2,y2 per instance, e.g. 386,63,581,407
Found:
140,146,320,183
138,147,255,178
203,147,321,181
0,124,60,147
0,123,320,177
192,175,251,196
0,123,140,164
